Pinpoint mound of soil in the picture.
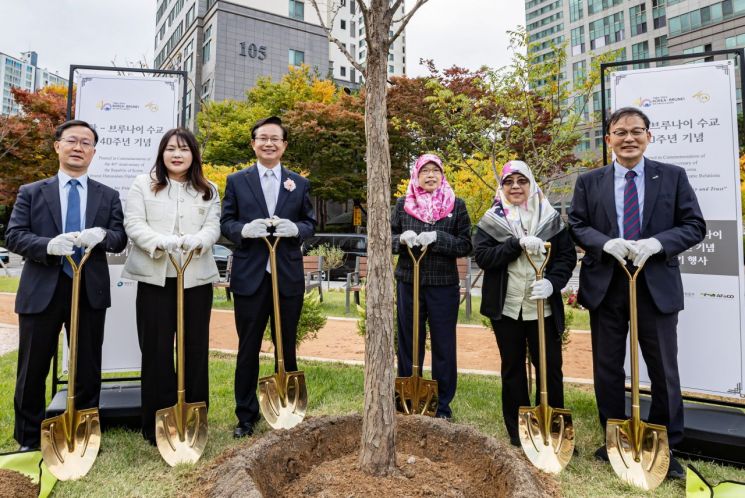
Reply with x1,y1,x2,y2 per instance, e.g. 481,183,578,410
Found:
0,468,39,498
192,415,558,498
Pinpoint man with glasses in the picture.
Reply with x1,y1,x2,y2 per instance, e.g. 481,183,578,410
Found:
568,107,705,479
6,119,127,451
220,116,315,437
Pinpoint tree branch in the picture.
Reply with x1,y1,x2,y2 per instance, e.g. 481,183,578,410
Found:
309,0,366,74
387,0,429,46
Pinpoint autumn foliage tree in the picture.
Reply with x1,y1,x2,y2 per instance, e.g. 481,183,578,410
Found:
0,85,70,212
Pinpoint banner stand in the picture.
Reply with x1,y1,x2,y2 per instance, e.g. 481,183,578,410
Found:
601,51,745,466
46,65,187,425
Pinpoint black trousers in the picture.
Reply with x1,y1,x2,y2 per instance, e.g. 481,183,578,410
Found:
15,273,105,448
590,266,684,446
396,281,459,418
136,279,212,443
233,272,302,424
491,313,564,441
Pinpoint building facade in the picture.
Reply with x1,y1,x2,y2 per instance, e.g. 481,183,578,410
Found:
154,0,407,129
525,0,743,158
1,51,67,115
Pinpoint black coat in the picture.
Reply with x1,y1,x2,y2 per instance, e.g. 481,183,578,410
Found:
473,227,576,335
6,175,128,314
391,196,472,286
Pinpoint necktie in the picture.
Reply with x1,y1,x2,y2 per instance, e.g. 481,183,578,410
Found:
63,179,82,277
264,169,277,216
623,170,640,241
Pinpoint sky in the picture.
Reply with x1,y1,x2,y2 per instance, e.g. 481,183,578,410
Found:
0,0,525,80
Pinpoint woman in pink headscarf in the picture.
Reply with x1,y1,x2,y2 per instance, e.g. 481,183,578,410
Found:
391,153,472,419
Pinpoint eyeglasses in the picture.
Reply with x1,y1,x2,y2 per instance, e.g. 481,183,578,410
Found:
59,137,95,149
253,137,284,145
502,178,530,188
610,128,648,138
419,167,442,176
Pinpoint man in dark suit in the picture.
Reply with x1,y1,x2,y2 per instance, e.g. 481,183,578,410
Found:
6,120,128,450
220,116,316,437
569,107,705,479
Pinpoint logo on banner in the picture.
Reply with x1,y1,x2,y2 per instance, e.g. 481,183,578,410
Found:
692,91,711,103
633,95,686,107
145,102,159,112
96,100,140,112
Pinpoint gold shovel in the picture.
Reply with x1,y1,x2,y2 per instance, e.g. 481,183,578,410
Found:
155,250,208,466
258,236,307,430
395,246,438,416
606,260,670,490
518,243,575,474
41,252,100,481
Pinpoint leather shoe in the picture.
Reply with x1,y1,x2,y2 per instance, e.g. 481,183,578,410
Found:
435,413,451,421
594,445,609,462
509,436,521,447
667,454,685,480
18,445,38,452
233,420,256,439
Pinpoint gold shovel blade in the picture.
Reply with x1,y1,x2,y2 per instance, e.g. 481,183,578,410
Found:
606,418,670,491
518,405,575,473
154,401,208,467
40,407,101,481
394,376,439,416
258,370,307,430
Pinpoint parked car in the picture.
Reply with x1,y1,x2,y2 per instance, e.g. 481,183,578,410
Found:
0,247,9,264
302,233,367,280
213,244,232,280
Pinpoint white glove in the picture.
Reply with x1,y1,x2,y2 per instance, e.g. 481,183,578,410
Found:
75,227,106,253
519,235,545,255
399,230,419,248
273,218,299,237
629,238,663,267
241,218,271,238
529,278,554,300
416,231,437,247
47,232,78,256
156,234,181,253
179,234,202,252
603,238,636,264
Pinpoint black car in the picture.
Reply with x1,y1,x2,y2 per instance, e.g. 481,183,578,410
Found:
213,244,232,280
302,233,367,280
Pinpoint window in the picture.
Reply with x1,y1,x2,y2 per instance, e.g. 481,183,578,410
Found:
389,65,394,73
186,4,196,26
156,0,169,23
569,0,583,21
632,41,649,69
388,53,393,62
570,26,585,55
652,0,666,28
588,0,622,15
185,54,193,72
350,0,355,14
289,0,304,20
202,26,212,64
655,35,668,56
350,68,356,83
589,12,624,49
630,4,647,36
340,66,346,77
201,80,210,98
341,19,346,29
289,49,305,66
572,60,586,87
359,49,366,60
350,21,356,37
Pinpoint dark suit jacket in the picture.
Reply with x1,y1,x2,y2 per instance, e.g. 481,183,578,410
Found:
220,165,316,297
6,175,128,314
474,227,576,335
568,158,706,313
391,197,472,286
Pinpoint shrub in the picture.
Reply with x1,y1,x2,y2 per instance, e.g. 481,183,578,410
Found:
263,292,326,346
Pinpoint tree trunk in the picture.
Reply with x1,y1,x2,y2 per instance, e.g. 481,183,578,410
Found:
358,1,397,476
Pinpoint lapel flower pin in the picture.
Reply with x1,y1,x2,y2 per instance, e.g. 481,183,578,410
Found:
283,178,296,192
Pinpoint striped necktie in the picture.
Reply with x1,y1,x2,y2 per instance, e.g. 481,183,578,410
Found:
623,170,640,240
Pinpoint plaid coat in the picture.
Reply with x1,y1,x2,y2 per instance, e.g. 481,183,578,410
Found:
391,196,472,286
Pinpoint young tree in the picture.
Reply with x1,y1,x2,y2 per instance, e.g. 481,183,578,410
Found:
309,0,431,476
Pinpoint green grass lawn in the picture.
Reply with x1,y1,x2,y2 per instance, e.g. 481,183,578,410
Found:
0,350,742,497
0,276,19,293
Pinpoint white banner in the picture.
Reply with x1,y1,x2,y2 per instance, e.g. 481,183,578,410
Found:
611,60,745,399
64,72,180,373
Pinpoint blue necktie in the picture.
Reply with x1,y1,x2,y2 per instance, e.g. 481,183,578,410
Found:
623,170,640,241
62,179,82,277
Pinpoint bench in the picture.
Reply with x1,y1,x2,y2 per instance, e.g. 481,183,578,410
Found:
303,255,324,301
213,254,233,301
345,255,474,318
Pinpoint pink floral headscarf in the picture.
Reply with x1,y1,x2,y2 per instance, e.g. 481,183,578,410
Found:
404,153,455,224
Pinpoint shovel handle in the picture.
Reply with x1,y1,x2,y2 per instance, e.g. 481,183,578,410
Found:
167,249,196,275
524,243,552,411
524,243,552,279
167,250,196,408
64,251,93,411
407,245,427,378
617,259,647,427
262,236,287,381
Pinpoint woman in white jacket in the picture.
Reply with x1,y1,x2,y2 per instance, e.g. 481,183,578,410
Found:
122,128,221,445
